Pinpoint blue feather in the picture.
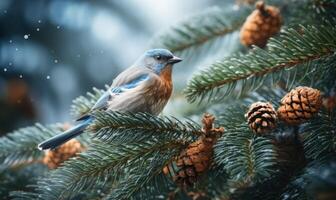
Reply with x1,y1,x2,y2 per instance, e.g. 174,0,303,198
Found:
145,49,173,58
38,118,92,150
153,63,165,74
112,74,149,92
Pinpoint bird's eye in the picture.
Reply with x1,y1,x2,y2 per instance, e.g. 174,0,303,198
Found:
155,55,161,60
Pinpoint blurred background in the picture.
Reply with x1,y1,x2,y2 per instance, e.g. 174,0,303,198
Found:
0,0,235,135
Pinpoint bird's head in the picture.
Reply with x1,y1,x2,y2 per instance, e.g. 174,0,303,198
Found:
136,49,182,74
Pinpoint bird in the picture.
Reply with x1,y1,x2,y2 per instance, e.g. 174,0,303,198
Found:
38,49,182,150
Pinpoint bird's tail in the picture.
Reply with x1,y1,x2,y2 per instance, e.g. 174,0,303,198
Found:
38,118,92,150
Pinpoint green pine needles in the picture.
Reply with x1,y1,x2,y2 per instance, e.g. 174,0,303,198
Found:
150,5,251,54
184,23,336,103
92,111,202,143
0,124,61,167
16,112,199,200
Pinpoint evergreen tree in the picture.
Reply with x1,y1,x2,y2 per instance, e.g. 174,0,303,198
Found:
1,0,336,199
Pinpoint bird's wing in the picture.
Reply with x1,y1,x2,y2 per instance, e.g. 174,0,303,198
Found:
76,67,151,120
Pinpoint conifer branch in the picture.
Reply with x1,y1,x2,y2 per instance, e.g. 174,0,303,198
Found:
91,111,202,144
184,22,336,102
18,112,204,199
215,106,277,183
302,110,336,160
150,6,251,53
32,140,185,200
0,124,61,167
103,151,175,200
215,125,276,182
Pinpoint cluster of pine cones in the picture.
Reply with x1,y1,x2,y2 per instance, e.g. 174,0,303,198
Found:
162,86,322,192
245,86,322,135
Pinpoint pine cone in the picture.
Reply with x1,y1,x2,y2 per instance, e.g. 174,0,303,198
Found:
245,102,277,135
163,114,224,187
163,136,216,187
278,86,322,125
42,139,83,169
240,1,282,47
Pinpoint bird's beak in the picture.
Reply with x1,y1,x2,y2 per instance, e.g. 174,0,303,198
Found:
168,56,183,64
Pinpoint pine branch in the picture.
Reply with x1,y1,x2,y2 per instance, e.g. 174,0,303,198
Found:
20,112,204,199
0,124,61,167
70,87,105,118
215,127,276,182
184,22,336,102
296,55,336,93
91,111,202,144
214,106,277,183
103,150,175,200
302,110,336,160
117,174,173,200
31,140,185,200
10,111,203,199
150,6,251,53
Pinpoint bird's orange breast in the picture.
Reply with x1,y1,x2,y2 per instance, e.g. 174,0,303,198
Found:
158,66,173,99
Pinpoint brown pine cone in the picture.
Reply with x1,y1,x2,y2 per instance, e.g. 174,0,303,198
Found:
245,102,277,135
163,114,224,187
240,1,282,47
278,87,322,125
42,139,83,169
163,136,216,187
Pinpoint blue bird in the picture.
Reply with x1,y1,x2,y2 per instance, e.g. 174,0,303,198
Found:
38,49,182,150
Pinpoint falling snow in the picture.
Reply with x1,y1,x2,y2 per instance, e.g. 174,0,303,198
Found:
3,68,7,72
19,74,23,78
54,59,58,63
36,28,40,31
46,75,50,79
57,25,60,29
38,20,41,23
24,34,29,39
